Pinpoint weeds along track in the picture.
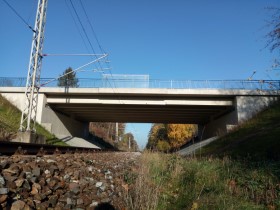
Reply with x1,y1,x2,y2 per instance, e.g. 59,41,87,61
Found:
0,141,117,156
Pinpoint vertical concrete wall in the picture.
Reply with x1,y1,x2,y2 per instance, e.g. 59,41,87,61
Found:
1,93,88,139
1,93,26,115
235,96,278,123
202,95,278,139
202,108,238,139
39,95,89,138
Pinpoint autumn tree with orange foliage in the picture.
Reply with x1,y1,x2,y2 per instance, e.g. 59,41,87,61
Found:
146,124,167,151
167,124,197,149
146,123,197,151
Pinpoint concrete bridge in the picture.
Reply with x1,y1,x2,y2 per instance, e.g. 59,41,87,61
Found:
0,78,279,140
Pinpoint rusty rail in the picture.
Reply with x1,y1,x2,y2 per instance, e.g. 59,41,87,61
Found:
0,141,110,156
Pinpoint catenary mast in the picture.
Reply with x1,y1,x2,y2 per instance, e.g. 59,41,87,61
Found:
20,0,48,132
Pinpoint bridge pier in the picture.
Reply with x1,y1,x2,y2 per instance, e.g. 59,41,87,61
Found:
39,95,89,139
202,95,278,139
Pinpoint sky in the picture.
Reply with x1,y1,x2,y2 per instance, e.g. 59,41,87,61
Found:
0,0,279,148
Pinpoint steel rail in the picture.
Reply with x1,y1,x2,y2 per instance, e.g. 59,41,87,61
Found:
0,141,117,156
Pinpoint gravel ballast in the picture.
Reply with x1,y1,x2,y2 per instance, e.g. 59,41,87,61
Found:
0,152,141,209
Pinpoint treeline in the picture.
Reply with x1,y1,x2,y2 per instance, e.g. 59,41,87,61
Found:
146,123,197,152
89,122,139,151
117,132,139,151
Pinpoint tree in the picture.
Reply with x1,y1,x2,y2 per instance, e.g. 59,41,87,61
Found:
146,123,197,151
167,124,197,149
266,8,280,53
265,8,280,75
57,67,79,87
156,140,170,152
89,122,126,143
118,132,139,151
146,124,167,150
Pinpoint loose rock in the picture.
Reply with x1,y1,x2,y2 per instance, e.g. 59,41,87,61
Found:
11,200,26,210
0,175,5,186
0,152,140,209
0,188,8,195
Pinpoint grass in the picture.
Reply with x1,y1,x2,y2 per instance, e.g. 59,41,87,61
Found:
0,94,67,145
126,102,280,209
126,152,280,210
200,101,280,161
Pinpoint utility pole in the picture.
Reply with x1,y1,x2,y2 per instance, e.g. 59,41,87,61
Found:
19,0,48,132
128,136,131,150
115,122,118,142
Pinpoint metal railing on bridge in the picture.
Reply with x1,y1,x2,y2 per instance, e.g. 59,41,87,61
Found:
0,77,279,90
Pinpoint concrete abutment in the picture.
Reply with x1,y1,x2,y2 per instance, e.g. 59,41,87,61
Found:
1,91,88,142
202,95,279,139
39,94,89,139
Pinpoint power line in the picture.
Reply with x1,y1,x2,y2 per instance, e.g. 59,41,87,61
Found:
78,0,105,54
42,53,106,56
79,0,113,73
66,1,119,99
69,0,103,71
65,0,116,94
40,54,108,87
73,0,117,90
1,0,35,32
64,0,91,55
27,0,37,24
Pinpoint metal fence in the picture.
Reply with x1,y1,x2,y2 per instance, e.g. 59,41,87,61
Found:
0,77,279,90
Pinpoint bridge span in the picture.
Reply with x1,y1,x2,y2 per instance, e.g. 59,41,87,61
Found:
0,78,279,141
45,88,234,124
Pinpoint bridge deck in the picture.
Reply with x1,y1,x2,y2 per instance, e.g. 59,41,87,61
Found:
0,86,278,124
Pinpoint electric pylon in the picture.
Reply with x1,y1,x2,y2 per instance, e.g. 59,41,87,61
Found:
19,0,48,132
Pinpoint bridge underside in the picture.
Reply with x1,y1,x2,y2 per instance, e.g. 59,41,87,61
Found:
49,103,234,124
45,88,235,124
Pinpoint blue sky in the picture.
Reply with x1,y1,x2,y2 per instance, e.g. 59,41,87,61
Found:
0,0,279,148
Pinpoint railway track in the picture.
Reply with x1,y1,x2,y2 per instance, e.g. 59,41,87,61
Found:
0,141,108,156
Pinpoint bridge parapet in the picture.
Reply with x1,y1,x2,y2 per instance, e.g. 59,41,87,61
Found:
0,77,279,91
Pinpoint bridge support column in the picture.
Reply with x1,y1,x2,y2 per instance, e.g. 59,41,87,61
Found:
197,125,205,140
202,110,238,139
235,95,278,123
202,95,279,139
39,95,89,139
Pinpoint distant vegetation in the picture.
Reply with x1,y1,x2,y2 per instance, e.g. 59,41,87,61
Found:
117,132,139,151
89,122,139,151
146,123,197,152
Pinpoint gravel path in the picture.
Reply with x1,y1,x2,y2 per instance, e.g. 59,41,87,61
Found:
0,152,141,209
176,136,218,156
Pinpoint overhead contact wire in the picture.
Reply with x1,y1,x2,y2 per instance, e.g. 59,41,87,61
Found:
64,0,91,55
69,0,103,71
1,0,35,32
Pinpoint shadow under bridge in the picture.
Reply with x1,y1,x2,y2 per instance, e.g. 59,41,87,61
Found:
45,88,235,124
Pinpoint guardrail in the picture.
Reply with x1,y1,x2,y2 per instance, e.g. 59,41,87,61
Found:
0,77,279,90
